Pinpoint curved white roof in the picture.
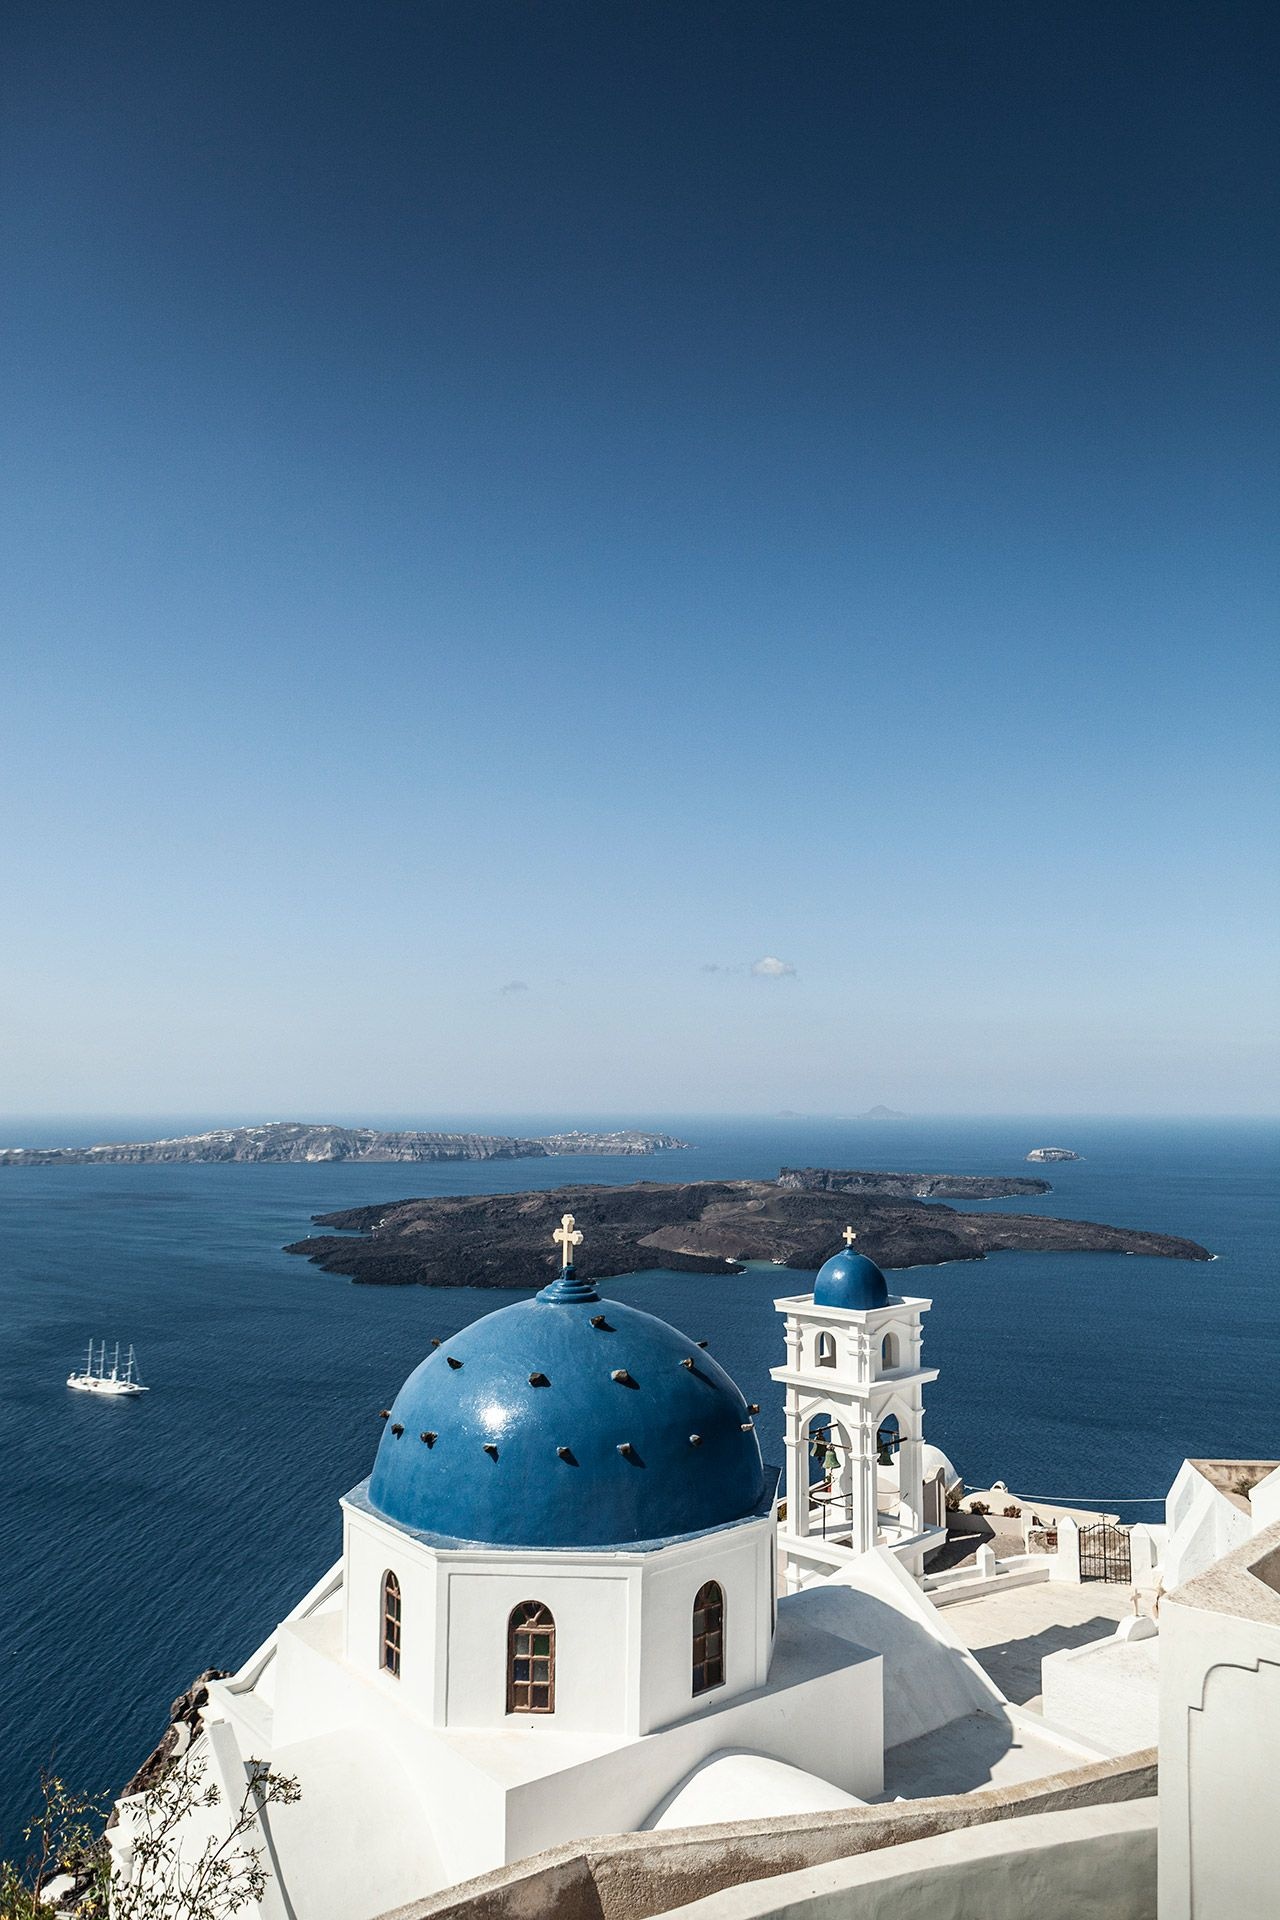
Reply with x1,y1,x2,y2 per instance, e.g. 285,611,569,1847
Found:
921,1443,962,1489
644,1750,863,1831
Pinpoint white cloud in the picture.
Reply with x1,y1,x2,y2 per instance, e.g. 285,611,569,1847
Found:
751,956,796,979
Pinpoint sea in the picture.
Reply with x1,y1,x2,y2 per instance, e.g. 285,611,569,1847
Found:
0,1112,1275,1853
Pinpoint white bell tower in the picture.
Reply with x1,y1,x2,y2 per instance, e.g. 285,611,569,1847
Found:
771,1230,940,1590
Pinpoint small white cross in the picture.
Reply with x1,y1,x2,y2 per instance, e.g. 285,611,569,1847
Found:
843,1226,857,1248
554,1212,584,1269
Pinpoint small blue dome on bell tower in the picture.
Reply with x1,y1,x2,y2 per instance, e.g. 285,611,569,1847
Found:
813,1229,890,1311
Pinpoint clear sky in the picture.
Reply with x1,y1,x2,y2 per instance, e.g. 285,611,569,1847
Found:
2,2,1276,1118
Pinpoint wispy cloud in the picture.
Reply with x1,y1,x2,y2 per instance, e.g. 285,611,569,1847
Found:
751,956,796,979
701,956,798,979
498,980,529,995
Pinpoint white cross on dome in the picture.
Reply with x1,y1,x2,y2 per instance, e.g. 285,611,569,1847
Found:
553,1212,584,1269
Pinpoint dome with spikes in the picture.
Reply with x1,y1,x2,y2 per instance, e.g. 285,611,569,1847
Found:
365,1264,769,1550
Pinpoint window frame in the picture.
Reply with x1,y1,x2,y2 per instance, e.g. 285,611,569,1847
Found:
692,1580,725,1696
506,1600,556,1715
381,1570,402,1678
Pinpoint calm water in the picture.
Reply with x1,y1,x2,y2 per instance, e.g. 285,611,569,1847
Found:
0,1113,1275,1849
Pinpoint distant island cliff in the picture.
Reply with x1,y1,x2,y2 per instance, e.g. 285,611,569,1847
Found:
0,1121,690,1168
285,1167,1211,1288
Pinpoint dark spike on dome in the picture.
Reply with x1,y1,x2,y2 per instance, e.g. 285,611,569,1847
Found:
482,1442,498,1459
391,1422,404,1437
378,1408,391,1419
556,1445,575,1462
748,1402,760,1413
528,1372,550,1387
680,1356,694,1369
611,1367,637,1387
689,1433,703,1446
589,1314,611,1329
696,1340,709,1349
617,1441,637,1460
446,1355,463,1370
421,1431,437,1446
740,1420,754,1432
429,1338,441,1348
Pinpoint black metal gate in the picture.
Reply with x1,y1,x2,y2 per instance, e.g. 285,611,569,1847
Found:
1079,1522,1132,1582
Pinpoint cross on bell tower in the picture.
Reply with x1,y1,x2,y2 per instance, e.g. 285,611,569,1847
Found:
843,1226,857,1248
553,1213,584,1270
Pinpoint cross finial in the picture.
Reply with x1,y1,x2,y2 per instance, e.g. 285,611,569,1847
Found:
843,1226,857,1248
553,1212,584,1270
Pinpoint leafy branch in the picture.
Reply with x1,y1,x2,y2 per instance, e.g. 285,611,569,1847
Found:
1,1752,300,1920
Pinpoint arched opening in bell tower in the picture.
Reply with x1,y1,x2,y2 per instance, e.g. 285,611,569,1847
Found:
876,1412,901,1466
807,1411,855,1540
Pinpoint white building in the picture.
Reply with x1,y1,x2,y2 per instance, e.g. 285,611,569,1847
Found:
118,1222,909,1913
112,1218,1280,1920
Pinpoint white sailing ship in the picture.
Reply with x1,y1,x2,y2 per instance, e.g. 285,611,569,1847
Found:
67,1339,149,1397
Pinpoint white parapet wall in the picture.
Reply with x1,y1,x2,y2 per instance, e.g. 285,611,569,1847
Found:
651,1798,1158,1920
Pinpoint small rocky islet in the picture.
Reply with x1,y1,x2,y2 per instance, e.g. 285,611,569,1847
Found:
284,1166,1211,1288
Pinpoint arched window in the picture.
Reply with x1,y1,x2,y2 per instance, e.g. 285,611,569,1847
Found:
692,1581,725,1695
877,1413,901,1466
507,1601,555,1714
381,1571,402,1677
881,1332,899,1371
815,1330,836,1368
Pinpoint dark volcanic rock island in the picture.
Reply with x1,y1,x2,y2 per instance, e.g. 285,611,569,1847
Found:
285,1167,1211,1288
0,1121,689,1169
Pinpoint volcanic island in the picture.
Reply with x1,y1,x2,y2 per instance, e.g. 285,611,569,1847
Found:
284,1166,1211,1288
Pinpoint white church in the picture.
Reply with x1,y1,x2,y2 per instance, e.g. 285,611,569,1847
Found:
113,1219,1280,1920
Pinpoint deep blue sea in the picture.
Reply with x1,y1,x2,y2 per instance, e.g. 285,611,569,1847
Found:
0,1112,1275,1851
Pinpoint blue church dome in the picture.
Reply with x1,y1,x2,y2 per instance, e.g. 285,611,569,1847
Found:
813,1240,891,1311
365,1265,769,1550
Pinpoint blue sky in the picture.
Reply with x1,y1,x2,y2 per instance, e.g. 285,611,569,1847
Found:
2,2,1276,1116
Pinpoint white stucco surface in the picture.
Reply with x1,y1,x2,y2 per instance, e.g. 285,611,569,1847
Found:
785,1546,1003,1747
187,1554,885,1904
343,1497,777,1737
939,1577,1136,1707
1041,1627,1160,1755
1160,1460,1257,1591
879,1707,1100,1800
650,1799,1158,1920
1158,1521,1280,1920
646,1753,863,1830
